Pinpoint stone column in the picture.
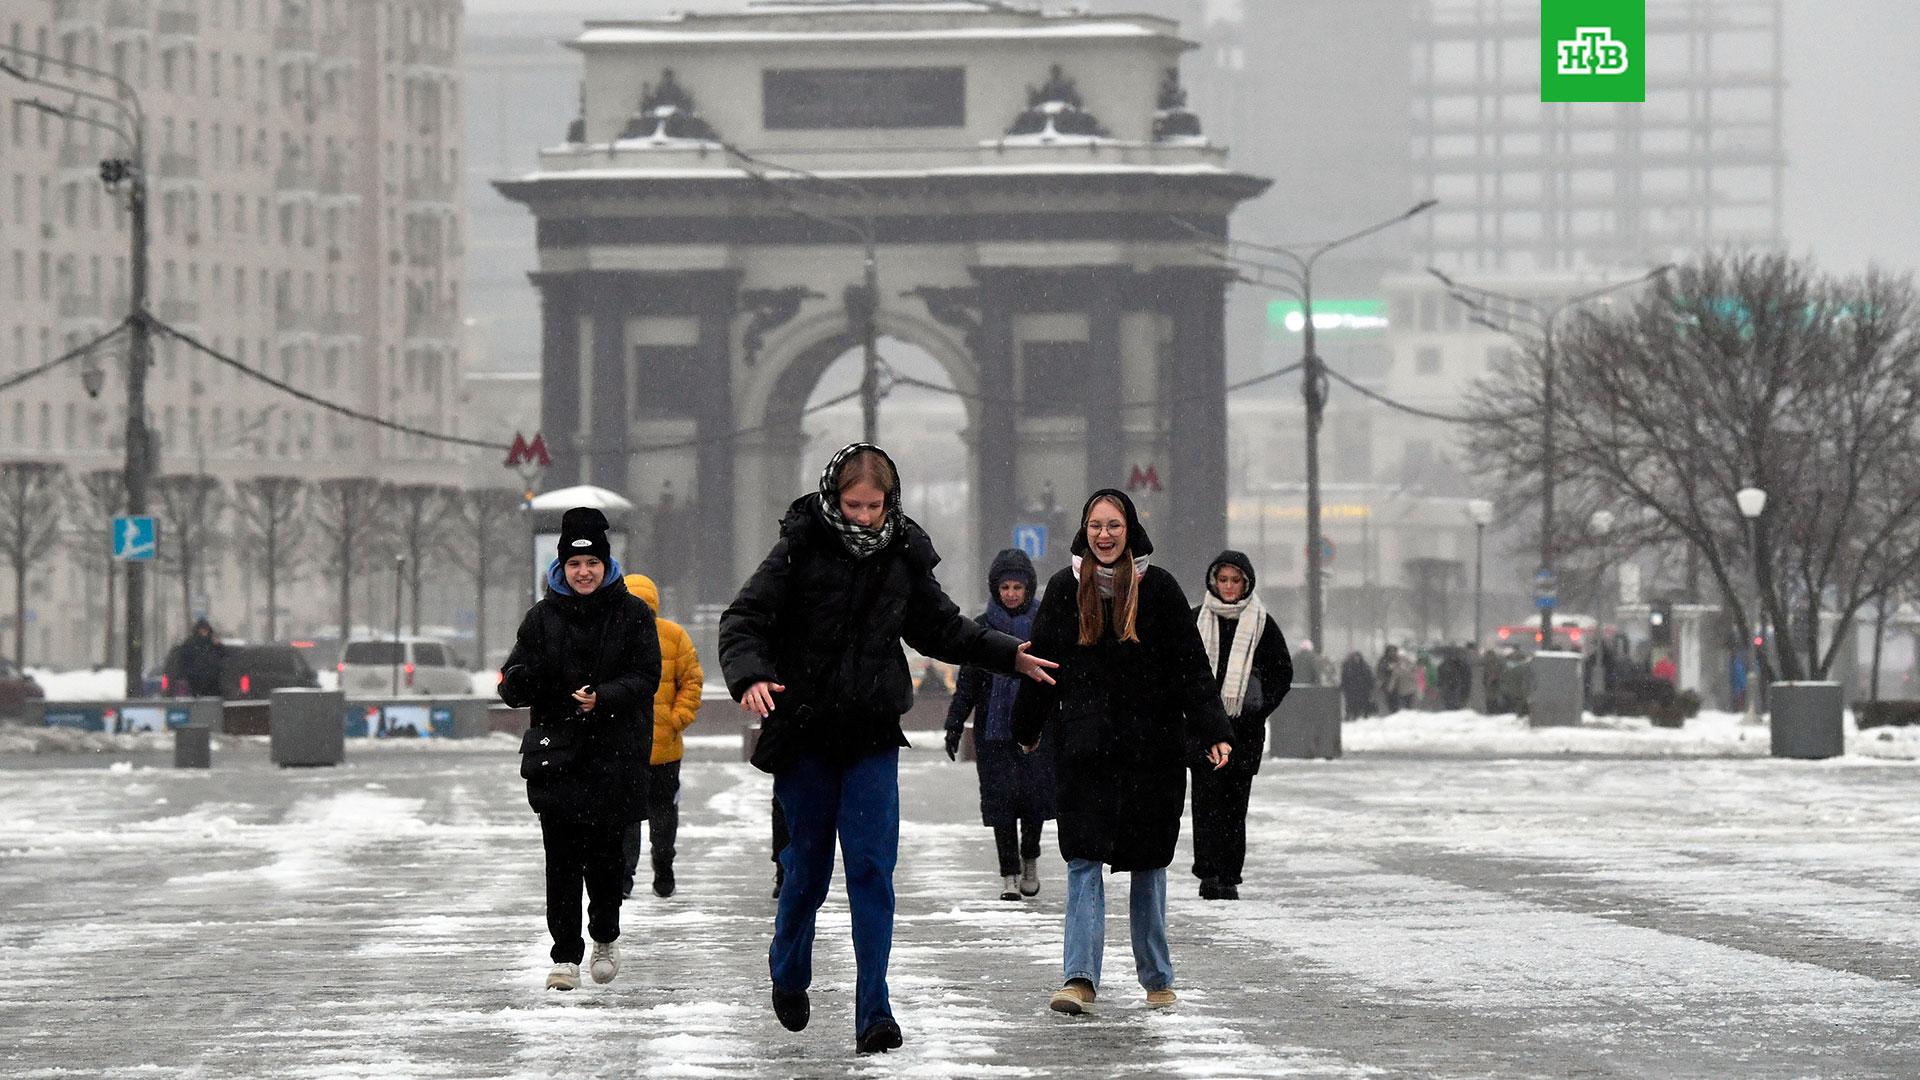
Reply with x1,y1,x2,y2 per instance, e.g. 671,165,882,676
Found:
587,277,633,497
533,273,582,486
693,273,741,608
1084,271,1126,494
1162,268,1229,582
972,271,1018,581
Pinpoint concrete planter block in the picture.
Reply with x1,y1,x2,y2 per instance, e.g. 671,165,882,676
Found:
1527,651,1584,728
173,726,212,768
1269,684,1343,759
270,688,345,767
1770,681,1843,760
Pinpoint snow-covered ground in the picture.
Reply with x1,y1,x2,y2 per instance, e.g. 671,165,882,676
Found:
1345,707,1920,760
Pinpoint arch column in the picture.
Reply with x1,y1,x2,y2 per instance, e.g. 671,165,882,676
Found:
1157,267,1231,581
532,272,583,486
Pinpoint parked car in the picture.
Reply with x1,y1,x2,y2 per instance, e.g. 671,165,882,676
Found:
339,637,469,697
221,644,321,700
0,656,44,717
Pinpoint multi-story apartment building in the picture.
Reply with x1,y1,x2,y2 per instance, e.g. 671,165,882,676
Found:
1,0,465,666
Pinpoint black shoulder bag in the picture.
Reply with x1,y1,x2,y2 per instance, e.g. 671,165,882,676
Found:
518,603,617,781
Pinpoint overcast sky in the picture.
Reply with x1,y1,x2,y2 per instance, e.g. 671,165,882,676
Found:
463,0,1920,275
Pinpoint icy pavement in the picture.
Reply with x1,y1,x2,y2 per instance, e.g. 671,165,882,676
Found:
1,738,1918,1078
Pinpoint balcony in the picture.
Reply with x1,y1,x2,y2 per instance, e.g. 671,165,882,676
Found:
275,307,319,334
105,0,148,32
319,312,359,338
156,2,198,40
274,162,316,193
58,142,100,182
53,0,99,29
273,23,315,55
403,172,458,206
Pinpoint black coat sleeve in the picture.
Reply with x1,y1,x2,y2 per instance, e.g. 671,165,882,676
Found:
718,535,794,699
590,599,662,722
900,560,1020,675
1249,614,1293,723
498,604,551,710
1148,571,1233,750
946,661,986,734
1011,571,1075,747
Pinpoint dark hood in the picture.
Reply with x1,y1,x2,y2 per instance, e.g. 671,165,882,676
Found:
1069,487,1153,559
987,547,1037,604
1205,549,1257,600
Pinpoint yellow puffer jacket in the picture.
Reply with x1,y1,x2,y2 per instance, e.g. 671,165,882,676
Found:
625,573,703,765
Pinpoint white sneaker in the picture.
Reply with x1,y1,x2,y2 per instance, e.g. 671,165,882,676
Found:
1000,875,1021,901
590,939,620,984
1019,858,1041,897
546,962,580,991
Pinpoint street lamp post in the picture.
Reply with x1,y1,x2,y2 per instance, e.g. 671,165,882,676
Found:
1737,486,1767,723
1466,498,1494,649
1185,200,1436,649
1428,264,1673,649
1,49,151,698
391,555,407,698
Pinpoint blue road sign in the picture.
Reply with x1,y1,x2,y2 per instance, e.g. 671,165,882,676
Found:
1012,524,1048,561
112,515,157,561
1535,593,1557,609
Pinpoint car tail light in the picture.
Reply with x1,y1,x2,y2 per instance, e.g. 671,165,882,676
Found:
1569,628,1583,643
160,674,170,692
336,662,345,674
1497,627,1511,641
404,662,415,688
239,674,252,695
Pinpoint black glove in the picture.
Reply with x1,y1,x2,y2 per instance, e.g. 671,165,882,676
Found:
944,724,963,761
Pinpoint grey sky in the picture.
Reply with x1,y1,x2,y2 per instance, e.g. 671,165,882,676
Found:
463,0,1920,275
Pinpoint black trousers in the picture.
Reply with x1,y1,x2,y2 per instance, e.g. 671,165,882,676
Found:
1190,767,1256,886
622,760,682,884
540,814,626,964
992,817,1044,877
771,795,789,862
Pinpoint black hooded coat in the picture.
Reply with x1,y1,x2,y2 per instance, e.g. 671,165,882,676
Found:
1012,490,1232,871
500,569,661,825
720,447,1022,763
947,548,1056,825
1191,549,1293,774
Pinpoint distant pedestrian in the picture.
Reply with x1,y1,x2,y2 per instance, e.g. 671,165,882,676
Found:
499,507,661,993
1012,489,1233,1016
944,548,1056,901
1437,648,1473,710
163,618,227,697
1340,651,1375,718
619,573,703,900
720,443,1058,1055
1189,550,1291,900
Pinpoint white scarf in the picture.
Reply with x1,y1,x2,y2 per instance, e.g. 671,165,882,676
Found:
1199,588,1265,718
1070,553,1149,599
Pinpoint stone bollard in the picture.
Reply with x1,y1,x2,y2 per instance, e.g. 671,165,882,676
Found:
1269,685,1343,759
1770,681,1843,759
1527,651,1584,728
270,688,346,767
173,726,212,768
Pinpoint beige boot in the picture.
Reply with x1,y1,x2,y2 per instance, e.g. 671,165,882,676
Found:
1019,857,1040,897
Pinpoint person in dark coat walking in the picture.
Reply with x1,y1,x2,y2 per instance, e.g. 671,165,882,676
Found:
944,548,1056,901
1012,489,1233,1015
499,507,661,993
721,443,1058,1056
1437,647,1474,710
1190,550,1291,901
164,618,227,697
1340,651,1376,719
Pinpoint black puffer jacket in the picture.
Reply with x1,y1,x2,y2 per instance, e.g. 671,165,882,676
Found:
500,575,661,824
1012,563,1232,871
720,495,1021,762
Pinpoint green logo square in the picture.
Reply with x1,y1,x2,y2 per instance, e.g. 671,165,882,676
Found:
1541,0,1645,102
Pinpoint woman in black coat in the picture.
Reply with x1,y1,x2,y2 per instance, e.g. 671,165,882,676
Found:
499,507,661,993
1190,550,1292,901
720,443,1057,1056
1012,489,1232,1016
944,548,1056,901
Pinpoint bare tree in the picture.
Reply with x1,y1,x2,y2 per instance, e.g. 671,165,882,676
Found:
77,469,126,667
389,483,460,635
0,462,68,667
312,478,390,647
151,474,227,636
447,487,528,668
1469,251,1920,680
232,476,307,642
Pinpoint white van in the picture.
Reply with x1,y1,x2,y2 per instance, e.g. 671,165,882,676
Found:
340,638,470,697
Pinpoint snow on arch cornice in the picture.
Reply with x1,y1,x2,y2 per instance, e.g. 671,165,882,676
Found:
571,23,1172,47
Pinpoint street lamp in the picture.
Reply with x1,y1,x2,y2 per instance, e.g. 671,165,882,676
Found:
1736,486,1767,723
391,554,407,697
1184,199,1437,649
1466,498,1493,649
1,48,152,699
1428,263,1674,649
719,143,882,443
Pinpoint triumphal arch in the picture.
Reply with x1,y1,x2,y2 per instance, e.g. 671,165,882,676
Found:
496,0,1268,605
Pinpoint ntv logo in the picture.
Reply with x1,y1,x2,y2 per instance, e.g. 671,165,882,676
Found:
1556,27,1630,76
1541,1,1644,102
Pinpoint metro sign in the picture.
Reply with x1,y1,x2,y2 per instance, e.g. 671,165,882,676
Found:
1126,464,1162,493
504,432,551,469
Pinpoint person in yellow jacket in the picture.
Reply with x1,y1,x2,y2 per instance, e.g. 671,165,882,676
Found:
622,573,703,898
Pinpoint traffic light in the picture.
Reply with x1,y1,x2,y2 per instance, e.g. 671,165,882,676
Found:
1649,599,1673,646
98,158,130,187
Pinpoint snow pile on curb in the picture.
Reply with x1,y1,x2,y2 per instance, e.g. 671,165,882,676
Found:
25,668,128,702
1344,708,1920,760
0,721,180,755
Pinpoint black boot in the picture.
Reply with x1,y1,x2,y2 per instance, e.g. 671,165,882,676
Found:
856,1016,903,1054
1199,877,1222,900
772,987,810,1032
652,853,675,898
1219,882,1240,900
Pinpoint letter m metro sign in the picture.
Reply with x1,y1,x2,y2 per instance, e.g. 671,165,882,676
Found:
504,432,552,469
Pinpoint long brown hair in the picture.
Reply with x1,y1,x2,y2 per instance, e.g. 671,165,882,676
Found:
1076,497,1140,645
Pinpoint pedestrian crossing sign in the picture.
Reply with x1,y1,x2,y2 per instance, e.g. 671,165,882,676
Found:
112,515,157,561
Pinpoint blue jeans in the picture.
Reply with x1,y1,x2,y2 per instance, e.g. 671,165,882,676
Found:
1062,857,1173,992
771,749,900,1036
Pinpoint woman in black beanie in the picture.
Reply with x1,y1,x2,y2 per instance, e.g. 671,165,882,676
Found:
500,506,661,993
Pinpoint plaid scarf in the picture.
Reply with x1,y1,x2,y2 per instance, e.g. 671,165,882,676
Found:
1199,588,1266,718
815,442,898,560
